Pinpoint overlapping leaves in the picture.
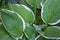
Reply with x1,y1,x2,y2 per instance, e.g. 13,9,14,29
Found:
10,4,35,24
0,0,60,40
1,4,35,40
26,0,42,8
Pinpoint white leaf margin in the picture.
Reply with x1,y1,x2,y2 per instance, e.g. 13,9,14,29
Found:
10,4,35,25
26,0,42,8
41,26,60,39
41,0,60,25
1,9,26,40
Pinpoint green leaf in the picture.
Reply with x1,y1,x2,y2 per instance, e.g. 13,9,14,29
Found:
26,0,42,8
41,0,60,25
1,9,25,39
21,36,28,40
0,24,14,40
10,4,35,24
33,24,47,34
33,24,43,31
36,35,47,40
41,0,46,5
24,25,36,40
44,26,60,39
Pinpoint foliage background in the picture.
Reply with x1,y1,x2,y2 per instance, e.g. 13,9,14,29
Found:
0,0,60,40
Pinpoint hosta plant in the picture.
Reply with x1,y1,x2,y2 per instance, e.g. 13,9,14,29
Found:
0,0,60,40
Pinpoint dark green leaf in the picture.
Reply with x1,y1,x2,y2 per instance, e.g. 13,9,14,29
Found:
1,9,25,39
41,0,60,25
36,35,47,40
24,25,36,40
44,26,60,39
0,24,14,40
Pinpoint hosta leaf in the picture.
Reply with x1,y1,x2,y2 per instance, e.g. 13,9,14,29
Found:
24,25,36,40
21,36,28,40
33,24,42,31
26,0,42,8
21,36,26,40
0,24,14,40
33,24,47,34
44,26,60,39
41,0,60,25
10,4,35,24
1,9,25,39
41,0,46,5
36,35,47,40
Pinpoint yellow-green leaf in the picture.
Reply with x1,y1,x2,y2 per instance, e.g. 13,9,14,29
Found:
10,4,35,24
